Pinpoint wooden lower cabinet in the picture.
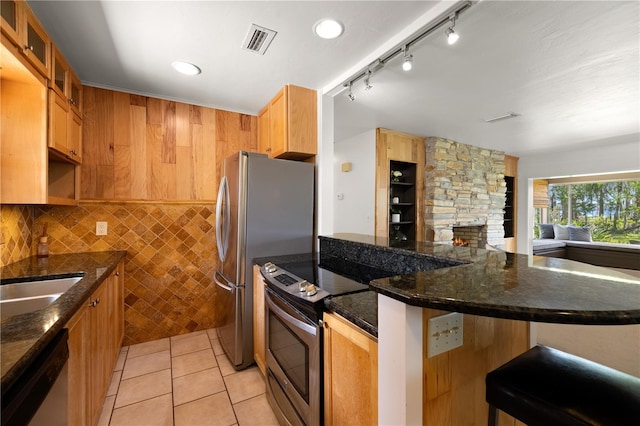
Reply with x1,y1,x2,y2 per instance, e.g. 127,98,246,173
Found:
67,260,124,425
253,265,266,375
323,312,378,426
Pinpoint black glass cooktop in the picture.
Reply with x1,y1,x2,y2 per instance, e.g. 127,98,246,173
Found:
274,256,395,297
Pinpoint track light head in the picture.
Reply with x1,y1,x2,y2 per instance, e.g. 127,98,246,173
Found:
346,82,356,101
364,70,373,91
446,27,459,45
402,46,413,71
445,14,459,45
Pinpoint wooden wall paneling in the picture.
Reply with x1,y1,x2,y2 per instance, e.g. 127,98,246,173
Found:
81,87,257,201
162,101,176,164
176,102,190,148
191,121,206,200
201,108,217,200
146,123,164,200
113,92,131,198
129,105,147,199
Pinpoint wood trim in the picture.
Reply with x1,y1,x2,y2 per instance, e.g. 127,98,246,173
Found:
533,179,549,208
79,199,216,205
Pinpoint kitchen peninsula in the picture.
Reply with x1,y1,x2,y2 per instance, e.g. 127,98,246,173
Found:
321,234,640,425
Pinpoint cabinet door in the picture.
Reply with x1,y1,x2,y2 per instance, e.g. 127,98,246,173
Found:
67,108,82,163
50,46,68,100
69,71,82,117
113,261,125,353
49,90,69,156
252,266,266,375
257,105,271,156
0,0,21,46
67,304,91,426
323,312,378,426
285,85,317,157
88,283,109,426
268,86,288,158
22,5,49,77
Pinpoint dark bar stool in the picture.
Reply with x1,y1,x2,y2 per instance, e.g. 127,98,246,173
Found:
485,345,640,426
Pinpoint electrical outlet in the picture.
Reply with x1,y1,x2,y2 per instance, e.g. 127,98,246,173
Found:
427,312,463,357
96,221,108,236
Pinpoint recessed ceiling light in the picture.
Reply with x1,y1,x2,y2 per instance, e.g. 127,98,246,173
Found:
313,18,344,39
171,61,201,76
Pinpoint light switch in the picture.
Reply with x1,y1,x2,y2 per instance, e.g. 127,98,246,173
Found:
427,312,463,357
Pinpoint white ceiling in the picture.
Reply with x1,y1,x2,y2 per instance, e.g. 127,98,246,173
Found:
29,1,639,157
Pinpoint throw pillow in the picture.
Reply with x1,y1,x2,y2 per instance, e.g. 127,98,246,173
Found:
553,224,569,240
568,226,592,242
539,224,555,239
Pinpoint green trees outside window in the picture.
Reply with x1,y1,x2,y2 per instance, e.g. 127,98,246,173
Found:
541,180,640,244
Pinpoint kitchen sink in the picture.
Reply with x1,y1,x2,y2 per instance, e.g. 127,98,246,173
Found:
0,276,83,320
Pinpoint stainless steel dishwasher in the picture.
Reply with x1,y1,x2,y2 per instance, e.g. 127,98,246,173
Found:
1,328,68,426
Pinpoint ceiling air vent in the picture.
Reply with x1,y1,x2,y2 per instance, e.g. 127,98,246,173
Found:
242,24,277,55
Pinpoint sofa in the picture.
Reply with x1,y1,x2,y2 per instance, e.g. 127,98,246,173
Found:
533,224,640,271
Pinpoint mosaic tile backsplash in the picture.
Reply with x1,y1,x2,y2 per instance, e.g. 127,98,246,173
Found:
32,202,218,345
0,205,34,267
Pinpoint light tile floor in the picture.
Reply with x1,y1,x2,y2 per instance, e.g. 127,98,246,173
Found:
98,329,280,426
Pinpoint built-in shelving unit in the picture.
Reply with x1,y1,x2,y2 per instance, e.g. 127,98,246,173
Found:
503,155,519,252
389,160,417,243
503,175,515,238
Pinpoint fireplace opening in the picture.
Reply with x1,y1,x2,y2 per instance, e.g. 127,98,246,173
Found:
452,225,487,249
452,237,469,247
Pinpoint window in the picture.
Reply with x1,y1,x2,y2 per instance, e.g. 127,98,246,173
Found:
535,178,640,244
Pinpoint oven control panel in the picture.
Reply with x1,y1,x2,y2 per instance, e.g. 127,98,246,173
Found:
261,262,330,303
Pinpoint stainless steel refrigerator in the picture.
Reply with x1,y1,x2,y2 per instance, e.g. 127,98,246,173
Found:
214,151,314,370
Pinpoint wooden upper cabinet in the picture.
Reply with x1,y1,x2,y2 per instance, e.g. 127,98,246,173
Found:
50,45,68,99
48,45,82,163
258,84,317,160
1,0,51,78
69,71,82,117
0,0,21,46
21,2,50,78
257,104,270,154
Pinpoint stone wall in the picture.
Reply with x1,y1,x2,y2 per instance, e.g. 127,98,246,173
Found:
424,137,506,246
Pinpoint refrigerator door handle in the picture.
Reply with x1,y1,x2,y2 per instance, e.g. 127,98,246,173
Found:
215,176,230,262
214,270,241,292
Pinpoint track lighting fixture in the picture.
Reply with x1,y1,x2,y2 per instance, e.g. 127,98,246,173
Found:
446,13,459,45
346,82,356,101
364,70,373,91
402,46,413,71
334,1,472,99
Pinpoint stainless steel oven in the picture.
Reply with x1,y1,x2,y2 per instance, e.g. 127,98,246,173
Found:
261,258,382,426
265,286,321,426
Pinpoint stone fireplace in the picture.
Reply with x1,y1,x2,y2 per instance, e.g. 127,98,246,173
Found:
424,137,506,247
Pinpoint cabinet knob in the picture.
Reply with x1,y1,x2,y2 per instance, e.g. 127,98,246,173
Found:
25,45,34,52
95,298,100,305
115,272,120,276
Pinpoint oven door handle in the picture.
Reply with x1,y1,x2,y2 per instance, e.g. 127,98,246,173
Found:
266,292,317,336
214,271,240,292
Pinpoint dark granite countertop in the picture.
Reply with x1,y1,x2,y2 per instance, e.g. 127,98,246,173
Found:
1,251,127,391
322,234,640,325
324,291,378,338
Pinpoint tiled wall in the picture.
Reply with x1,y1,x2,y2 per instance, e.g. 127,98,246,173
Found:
0,205,34,267
33,202,218,345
